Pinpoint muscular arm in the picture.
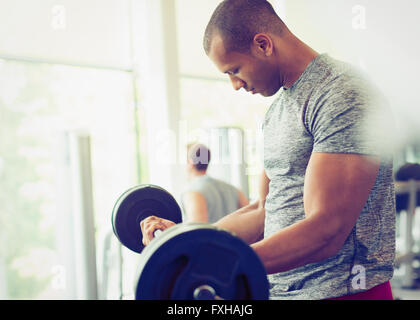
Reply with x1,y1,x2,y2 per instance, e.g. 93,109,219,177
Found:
251,153,380,274
144,175,266,244
214,169,270,244
237,190,250,208
214,200,264,245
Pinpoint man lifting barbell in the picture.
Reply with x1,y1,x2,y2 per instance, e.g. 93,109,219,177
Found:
112,184,270,299
138,0,396,300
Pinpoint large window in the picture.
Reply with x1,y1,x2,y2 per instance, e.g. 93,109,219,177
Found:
0,59,138,299
179,77,272,198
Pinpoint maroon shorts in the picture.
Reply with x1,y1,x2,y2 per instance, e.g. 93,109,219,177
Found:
329,281,393,300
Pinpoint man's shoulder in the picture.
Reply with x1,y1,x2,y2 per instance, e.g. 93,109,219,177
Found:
208,176,239,192
313,55,375,96
309,55,352,88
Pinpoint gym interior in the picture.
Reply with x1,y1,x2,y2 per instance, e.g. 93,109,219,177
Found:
1,0,420,301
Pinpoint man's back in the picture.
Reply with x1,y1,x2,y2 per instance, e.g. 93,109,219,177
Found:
181,175,242,223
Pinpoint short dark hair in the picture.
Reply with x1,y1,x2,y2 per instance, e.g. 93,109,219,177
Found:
187,143,211,172
203,0,286,55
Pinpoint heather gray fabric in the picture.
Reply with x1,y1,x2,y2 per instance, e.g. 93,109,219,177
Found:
181,175,240,223
262,54,396,300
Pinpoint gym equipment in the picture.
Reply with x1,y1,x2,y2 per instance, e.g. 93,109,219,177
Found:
111,184,270,300
394,164,420,289
112,184,183,253
135,223,269,300
395,163,420,211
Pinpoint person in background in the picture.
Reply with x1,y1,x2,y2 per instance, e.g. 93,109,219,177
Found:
181,143,249,223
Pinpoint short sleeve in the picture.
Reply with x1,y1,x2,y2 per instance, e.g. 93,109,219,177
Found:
304,75,395,157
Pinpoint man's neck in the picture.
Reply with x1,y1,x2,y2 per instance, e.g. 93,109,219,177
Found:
281,37,319,89
188,170,207,180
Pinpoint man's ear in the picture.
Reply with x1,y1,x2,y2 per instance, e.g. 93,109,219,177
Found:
252,33,273,57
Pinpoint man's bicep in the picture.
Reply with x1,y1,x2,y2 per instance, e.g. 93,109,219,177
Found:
303,153,380,239
237,190,249,208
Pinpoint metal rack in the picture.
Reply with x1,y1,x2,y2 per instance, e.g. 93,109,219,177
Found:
395,180,420,288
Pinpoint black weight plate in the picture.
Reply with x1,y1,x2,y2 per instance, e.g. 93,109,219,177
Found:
112,184,183,253
134,223,269,300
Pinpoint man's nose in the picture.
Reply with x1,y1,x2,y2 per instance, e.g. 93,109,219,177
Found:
229,75,245,91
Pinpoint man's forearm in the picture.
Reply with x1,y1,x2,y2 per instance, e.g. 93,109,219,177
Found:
214,200,265,244
251,214,341,274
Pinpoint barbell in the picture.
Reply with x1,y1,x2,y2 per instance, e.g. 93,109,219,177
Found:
111,184,269,300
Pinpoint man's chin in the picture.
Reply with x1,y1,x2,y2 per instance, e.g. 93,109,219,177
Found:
261,88,279,97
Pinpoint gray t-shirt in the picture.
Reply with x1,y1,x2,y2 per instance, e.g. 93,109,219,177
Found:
181,175,240,223
263,54,396,300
